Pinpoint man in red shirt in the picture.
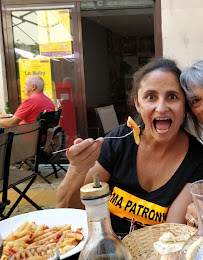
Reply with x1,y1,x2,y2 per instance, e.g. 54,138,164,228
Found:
0,75,55,127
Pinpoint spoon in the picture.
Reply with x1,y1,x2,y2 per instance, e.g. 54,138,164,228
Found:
52,129,135,154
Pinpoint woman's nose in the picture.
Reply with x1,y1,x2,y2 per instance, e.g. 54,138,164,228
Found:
155,99,169,113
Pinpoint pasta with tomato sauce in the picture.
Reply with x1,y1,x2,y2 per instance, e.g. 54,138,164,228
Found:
1,221,83,259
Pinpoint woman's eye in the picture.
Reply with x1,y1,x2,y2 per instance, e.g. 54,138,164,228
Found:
191,98,200,105
147,95,154,100
169,94,177,100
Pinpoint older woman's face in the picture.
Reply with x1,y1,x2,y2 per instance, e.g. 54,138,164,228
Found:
134,69,185,143
189,85,203,125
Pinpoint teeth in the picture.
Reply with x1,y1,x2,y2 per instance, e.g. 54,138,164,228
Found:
156,129,169,133
155,118,170,120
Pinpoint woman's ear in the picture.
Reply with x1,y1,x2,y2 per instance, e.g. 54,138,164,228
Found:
134,97,140,114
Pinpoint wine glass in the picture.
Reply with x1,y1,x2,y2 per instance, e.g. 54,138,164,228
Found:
0,233,3,258
9,245,60,260
180,179,203,259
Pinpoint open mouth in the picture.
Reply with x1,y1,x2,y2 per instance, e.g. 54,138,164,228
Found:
153,118,172,133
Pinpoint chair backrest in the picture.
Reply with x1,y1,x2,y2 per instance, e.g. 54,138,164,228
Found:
95,105,119,135
3,121,42,166
36,109,62,134
36,109,66,163
0,132,13,202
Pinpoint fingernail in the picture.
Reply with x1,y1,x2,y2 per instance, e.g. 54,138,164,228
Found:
96,137,104,141
88,138,95,144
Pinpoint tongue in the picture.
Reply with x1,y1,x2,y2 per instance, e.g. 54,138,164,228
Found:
155,120,171,130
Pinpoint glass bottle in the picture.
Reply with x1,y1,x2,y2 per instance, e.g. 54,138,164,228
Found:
79,173,132,260
180,179,203,259
5,102,11,114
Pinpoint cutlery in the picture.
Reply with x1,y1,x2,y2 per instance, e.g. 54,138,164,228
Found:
52,129,136,154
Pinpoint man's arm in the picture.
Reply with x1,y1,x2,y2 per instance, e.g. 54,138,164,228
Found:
0,116,22,127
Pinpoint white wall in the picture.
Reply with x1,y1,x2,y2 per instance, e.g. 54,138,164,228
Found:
0,13,8,113
161,0,203,68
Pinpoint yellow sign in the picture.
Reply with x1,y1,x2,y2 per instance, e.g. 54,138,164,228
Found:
19,58,53,101
37,10,72,57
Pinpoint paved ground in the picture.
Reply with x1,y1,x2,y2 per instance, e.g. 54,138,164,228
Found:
4,165,68,217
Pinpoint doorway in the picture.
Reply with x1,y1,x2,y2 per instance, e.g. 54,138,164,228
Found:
1,0,158,142
1,2,88,147
80,3,155,138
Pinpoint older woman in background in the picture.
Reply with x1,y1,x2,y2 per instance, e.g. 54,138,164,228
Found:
180,59,203,228
180,60,203,142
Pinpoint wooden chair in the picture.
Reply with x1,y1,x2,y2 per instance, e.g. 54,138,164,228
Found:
0,132,14,219
95,105,119,136
0,121,43,218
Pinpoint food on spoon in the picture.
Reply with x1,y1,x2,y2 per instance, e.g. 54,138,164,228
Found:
127,116,140,145
154,231,191,259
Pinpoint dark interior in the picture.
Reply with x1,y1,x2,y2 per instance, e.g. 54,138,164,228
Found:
81,8,155,138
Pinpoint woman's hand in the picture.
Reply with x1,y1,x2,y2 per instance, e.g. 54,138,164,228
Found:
185,203,198,228
56,137,105,208
66,138,104,176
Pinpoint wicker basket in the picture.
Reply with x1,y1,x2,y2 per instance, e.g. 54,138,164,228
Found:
122,223,196,260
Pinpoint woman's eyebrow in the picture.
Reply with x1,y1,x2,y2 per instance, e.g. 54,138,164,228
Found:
188,95,199,101
166,90,181,96
143,90,181,95
143,89,157,94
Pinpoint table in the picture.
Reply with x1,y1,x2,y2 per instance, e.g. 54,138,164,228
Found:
64,252,79,259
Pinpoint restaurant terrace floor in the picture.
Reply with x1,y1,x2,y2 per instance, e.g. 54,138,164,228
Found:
3,165,68,218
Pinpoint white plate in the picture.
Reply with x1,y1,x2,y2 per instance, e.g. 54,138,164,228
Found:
0,208,88,259
0,114,13,118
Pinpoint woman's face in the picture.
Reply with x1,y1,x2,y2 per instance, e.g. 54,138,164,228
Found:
134,69,186,143
189,85,203,125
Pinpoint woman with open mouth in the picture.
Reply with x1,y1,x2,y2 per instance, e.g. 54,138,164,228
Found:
57,58,203,236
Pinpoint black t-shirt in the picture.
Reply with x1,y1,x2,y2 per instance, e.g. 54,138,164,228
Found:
98,123,203,234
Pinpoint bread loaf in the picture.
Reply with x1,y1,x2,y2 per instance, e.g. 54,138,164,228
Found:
154,231,191,259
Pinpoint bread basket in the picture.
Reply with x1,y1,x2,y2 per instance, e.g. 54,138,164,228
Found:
122,223,196,260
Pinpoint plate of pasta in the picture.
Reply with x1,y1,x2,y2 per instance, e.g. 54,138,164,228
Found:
0,208,88,259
